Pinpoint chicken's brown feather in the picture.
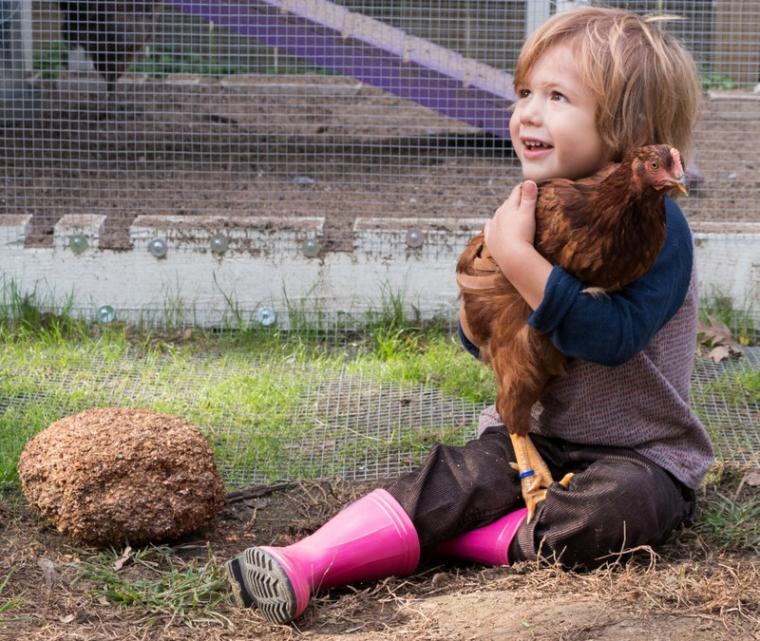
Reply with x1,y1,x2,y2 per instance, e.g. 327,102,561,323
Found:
458,144,677,435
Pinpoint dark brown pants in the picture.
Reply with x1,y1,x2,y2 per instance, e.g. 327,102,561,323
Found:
386,426,695,569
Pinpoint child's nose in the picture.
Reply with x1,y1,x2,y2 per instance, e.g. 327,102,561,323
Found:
518,99,542,125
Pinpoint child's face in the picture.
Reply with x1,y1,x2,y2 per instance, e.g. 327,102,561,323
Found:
509,43,610,183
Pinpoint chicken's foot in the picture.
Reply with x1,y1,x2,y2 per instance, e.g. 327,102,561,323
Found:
509,433,573,523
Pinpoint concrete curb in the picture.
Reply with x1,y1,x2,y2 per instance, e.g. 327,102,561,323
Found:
1,215,758,327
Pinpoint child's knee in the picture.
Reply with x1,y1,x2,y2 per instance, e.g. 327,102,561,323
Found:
525,459,688,568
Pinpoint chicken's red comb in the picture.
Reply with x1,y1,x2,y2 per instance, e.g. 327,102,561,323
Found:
670,147,684,176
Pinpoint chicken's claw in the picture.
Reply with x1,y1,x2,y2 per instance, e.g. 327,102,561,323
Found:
558,472,574,489
509,434,567,523
519,470,551,524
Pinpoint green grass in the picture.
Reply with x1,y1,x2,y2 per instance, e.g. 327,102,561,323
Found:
0,289,488,489
692,466,760,553
74,545,231,628
347,328,496,403
695,491,760,552
700,367,760,406
0,568,27,623
1,289,756,495
699,291,756,347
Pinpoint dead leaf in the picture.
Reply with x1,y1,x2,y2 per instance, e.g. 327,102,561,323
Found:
743,470,760,487
698,315,743,360
708,345,731,363
37,557,59,588
59,614,75,624
113,545,132,571
697,315,733,346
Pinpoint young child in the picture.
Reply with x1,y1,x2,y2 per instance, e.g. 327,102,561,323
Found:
225,6,714,625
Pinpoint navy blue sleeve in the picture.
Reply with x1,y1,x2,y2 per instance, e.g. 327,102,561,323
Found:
458,322,481,359
527,198,693,366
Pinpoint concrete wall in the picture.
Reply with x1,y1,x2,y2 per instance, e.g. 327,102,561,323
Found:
1,213,758,328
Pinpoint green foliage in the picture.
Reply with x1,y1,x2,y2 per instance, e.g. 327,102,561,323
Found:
693,467,760,553
737,370,760,403
695,491,760,552
33,42,67,78
349,330,495,403
0,568,27,622
701,71,737,91
0,315,484,490
34,39,332,80
0,281,87,341
699,291,756,346
75,545,231,628
130,46,249,78
701,367,760,407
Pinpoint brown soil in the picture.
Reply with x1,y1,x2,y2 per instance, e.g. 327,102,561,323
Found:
1,478,758,641
2,75,758,252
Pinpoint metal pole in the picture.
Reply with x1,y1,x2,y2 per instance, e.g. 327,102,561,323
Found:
20,0,32,73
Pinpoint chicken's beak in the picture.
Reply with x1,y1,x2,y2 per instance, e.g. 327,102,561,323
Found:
668,174,688,196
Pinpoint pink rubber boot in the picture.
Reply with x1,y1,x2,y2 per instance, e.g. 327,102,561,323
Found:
225,489,420,624
433,508,528,566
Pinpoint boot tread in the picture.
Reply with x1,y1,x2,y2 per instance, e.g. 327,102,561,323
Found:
239,547,298,624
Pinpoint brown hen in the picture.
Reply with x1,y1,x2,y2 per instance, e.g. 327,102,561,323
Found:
456,145,687,521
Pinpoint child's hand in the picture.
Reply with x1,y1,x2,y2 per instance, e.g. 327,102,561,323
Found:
484,181,538,267
484,180,551,310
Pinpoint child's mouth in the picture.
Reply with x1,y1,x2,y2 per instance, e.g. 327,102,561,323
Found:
522,140,553,158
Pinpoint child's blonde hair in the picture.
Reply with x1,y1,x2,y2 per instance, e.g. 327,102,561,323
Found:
513,7,701,161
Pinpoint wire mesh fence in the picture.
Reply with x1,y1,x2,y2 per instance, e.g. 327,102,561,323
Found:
0,1,757,251
2,340,757,489
0,2,757,486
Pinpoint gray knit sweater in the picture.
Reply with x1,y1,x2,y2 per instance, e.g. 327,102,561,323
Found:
478,267,714,489
472,199,715,489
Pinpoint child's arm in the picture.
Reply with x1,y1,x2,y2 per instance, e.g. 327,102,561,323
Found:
484,180,551,310
457,317,481,359
457,180,546,360
528,198,693,366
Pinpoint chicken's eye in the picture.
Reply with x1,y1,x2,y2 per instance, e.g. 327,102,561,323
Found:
650,161,659,170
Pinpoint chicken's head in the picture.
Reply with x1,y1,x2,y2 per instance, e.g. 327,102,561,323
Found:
632,145,688,196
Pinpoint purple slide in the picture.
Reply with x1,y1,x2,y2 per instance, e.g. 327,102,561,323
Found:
164,0,516,139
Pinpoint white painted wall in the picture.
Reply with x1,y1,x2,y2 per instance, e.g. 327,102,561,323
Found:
1,214,758,328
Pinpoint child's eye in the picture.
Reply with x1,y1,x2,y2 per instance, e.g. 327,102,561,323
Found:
550,91,568,102
517,88,531,99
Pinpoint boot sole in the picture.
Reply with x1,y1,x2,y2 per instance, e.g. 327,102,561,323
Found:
225,547,298,624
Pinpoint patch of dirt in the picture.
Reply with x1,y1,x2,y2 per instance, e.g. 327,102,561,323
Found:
1,75,758,253
1,478,758,641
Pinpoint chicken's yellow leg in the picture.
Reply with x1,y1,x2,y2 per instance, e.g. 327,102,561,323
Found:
509,433,573,523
